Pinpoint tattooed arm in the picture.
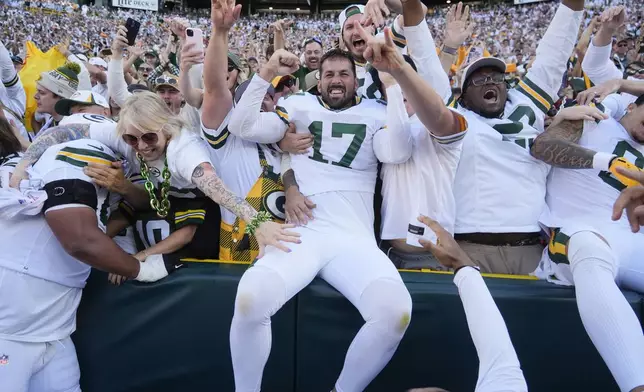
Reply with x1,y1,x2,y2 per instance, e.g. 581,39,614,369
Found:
10,124,90,188
530,120,595,168
191,162,258,223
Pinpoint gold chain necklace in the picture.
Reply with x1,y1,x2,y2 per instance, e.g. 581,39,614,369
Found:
138,153,171,218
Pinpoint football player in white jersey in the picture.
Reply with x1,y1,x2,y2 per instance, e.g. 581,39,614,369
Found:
228,44,412,392
0,138,177,392
530,99,644,391
437,0,585,274
10,92,300,258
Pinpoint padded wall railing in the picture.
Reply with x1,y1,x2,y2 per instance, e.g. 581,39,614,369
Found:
73,262,642,392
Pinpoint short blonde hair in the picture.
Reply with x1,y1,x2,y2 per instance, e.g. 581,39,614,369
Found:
116,91,185,140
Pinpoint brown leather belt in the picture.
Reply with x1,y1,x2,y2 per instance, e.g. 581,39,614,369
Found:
454,232,542,246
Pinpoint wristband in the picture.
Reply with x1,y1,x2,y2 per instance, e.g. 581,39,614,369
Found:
442,46,458,56
454,264,480,276
135,254,169,282
592,152,616,171
245,211,273,235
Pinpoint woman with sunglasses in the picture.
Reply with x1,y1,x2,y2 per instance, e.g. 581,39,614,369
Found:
10,91,301,257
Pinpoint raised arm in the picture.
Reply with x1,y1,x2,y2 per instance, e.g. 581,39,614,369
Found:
179,42,205,109
227,50,299,143
109,26,134,107
582,7,626,85
362,0,426,27
523,0,585,102
402,0,459,103
417,215,527,391
201,0,240,130
362,25,465,139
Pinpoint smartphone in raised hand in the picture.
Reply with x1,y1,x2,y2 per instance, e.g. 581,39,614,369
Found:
125,18,141,46
185,27,204,55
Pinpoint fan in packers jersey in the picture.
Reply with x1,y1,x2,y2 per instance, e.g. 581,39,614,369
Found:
530,100,644,391
198,0,289,262
436,0,585,274
377,0,465,270
338,3,412,100
0,137,177,392
10,91,300,258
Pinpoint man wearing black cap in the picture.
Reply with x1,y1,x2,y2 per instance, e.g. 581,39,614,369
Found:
441,0,586,274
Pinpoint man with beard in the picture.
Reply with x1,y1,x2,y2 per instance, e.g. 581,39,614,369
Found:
339,4,410,99
440,0,586,274
227,40,423,389
530,100,644,391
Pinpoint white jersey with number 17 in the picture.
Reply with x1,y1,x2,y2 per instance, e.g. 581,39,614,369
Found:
277,93,389,196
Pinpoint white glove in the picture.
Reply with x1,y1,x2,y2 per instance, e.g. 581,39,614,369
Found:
135,254,171,282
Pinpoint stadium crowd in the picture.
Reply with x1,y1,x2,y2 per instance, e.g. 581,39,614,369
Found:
1,0,644,390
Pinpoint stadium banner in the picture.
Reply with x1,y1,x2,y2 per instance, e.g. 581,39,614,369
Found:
112,0,158,11
514,0,548,4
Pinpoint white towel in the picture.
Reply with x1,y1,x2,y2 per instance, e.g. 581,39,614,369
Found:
0,179,48,219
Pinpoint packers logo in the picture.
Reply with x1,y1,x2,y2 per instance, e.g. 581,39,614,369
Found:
149,167,161,177
82,114,114,123
263,190,286,220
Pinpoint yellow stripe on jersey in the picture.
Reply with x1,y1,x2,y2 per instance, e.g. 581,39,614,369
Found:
3,73,19,88
55,146,115,168
275,106,290,125
548,228,570,265
430,113,468,144
389,23,407,49
516,77,553,114
175,209,206,225
202,126,230,150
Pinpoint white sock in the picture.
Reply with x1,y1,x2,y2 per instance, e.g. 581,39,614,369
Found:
568,231,644,391
230,266,287,392
334,278,412,392
454,267,527,392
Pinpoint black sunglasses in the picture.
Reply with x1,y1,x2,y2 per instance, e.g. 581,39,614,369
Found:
278,78,296,89
626,68,644,76
122,132,159,146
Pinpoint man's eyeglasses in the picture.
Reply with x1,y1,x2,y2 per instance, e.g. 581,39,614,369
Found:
626,68,644,76
139,66,153,72
469,73,505,87
228,62,238,72
122,132,159,146
155,77,178,85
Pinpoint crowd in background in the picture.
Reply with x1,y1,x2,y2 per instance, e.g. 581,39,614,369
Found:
2,0,644,390
2,0,642,74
